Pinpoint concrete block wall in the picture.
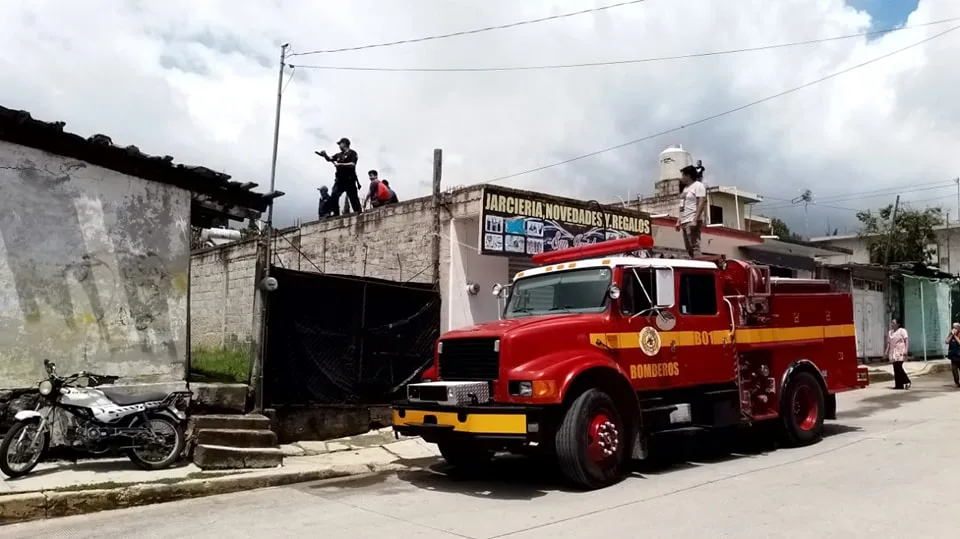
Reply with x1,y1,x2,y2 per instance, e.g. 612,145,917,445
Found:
189,240,259,351
188,186,485,350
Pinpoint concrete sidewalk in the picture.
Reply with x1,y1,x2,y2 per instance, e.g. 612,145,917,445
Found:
866,358,953,383
0,428,439,524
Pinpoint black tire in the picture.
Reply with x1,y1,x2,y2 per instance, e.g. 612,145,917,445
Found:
0,418,50,478
780,371,826,446
437,441,493,469
555,389,627,490
126,415,186,471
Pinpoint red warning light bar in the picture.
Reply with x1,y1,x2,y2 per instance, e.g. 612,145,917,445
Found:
531,235,655,266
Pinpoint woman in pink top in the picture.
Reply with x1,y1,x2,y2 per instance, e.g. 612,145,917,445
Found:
886,319,911,390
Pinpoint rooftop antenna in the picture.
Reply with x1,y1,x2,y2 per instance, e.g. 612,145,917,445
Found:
791,189,814,237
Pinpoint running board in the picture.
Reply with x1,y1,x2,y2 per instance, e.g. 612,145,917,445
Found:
649,426,707,437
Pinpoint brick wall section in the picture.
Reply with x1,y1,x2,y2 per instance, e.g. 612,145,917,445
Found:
189,239,260,349
189,187,483,349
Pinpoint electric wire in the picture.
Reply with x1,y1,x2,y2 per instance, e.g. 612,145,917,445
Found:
481,24,960,186
288,0,649,56
755,180,959,211
289,17,960,72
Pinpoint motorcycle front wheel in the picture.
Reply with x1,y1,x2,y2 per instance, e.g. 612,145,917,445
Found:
126,415,186,471
0,418,50,478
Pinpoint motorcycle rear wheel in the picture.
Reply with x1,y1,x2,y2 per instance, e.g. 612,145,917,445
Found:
126,415,186,471
0,418,50,478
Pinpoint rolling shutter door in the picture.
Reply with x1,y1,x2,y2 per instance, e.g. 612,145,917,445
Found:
508,257,537,281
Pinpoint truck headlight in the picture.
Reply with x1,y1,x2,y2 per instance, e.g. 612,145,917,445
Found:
509,380,558,398
38,380,54,396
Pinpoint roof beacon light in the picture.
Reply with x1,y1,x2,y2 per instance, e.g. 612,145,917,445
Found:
531,235,655,266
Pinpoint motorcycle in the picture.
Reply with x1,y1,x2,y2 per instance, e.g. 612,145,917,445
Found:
0,359,192,478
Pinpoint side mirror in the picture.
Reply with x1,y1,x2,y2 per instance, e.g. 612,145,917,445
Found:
607,284,621,300
654,267,675,307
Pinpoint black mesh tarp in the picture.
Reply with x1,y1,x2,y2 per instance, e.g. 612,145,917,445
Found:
263,267,440,406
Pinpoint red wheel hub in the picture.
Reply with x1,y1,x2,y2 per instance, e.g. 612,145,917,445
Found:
793,385,818,431
587,410,620,465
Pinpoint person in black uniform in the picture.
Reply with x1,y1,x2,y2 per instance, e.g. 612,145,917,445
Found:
317,185,336,219
316,137,362,216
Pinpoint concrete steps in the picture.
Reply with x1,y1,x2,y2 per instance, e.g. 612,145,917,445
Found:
190,414,283,470
193,444,284,470
195,428,278,448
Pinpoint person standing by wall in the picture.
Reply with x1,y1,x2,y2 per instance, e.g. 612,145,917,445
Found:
885,318,911,390
945,322,960,387
316,137,362,216
675,163,707,258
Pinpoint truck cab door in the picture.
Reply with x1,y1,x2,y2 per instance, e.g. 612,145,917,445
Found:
671,269,735,386
618,266,678,389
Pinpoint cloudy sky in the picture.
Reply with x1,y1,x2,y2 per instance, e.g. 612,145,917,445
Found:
2,0,958,236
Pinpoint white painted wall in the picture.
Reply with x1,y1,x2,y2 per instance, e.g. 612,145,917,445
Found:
446,217,509,331
0,141,191,387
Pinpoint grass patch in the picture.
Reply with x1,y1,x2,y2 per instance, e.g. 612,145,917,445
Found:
190,346,250,384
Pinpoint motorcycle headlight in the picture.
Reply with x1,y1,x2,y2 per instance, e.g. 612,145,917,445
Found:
38,380,54,396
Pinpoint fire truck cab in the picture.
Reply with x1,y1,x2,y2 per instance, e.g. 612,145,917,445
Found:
393,235,869,490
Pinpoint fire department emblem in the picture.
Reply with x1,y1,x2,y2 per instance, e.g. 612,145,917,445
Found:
639,327,662,357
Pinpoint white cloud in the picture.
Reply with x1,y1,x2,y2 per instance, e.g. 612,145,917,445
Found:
1,0,958,235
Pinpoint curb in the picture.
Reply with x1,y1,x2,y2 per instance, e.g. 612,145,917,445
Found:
868,362,953,384
0,462,407,526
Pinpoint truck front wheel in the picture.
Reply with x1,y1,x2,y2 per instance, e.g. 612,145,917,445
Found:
555,389,627,490
438,441,493,469
780,371,826,446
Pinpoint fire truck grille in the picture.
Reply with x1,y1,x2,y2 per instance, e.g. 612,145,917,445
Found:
438,338,500,381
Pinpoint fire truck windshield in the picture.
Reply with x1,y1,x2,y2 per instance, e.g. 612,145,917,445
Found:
504,267,612,318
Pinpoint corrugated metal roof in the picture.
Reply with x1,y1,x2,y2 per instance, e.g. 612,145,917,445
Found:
0,105,281,214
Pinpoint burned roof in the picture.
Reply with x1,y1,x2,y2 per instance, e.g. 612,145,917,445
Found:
0,105,283,225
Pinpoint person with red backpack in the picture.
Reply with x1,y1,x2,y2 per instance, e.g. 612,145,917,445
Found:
365,170,395,208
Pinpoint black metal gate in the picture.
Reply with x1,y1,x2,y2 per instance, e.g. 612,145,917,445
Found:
263,267,440,406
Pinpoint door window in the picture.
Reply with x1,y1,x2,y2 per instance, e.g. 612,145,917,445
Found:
621,268,656,315
678,272,718,316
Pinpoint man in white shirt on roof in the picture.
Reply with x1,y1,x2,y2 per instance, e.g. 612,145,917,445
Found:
675,163,707,258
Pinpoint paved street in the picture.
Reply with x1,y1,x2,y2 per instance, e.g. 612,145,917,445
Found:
4,374,959,539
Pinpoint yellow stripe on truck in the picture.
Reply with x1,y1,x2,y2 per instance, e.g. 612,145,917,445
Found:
393,410,527,434
590,323,856,349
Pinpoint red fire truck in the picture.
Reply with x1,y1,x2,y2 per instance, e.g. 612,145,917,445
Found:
393,235,869,490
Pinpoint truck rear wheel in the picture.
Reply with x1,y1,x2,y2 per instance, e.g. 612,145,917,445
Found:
780,371,825,446
437,441,493,469
555,389,627,490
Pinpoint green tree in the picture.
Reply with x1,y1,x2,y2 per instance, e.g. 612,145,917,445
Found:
770,217,801,240
856,204,943,265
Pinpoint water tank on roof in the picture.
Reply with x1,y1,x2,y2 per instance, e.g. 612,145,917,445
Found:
658,145,693,182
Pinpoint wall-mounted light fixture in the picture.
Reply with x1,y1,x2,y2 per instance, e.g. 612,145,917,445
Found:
466,283,480,296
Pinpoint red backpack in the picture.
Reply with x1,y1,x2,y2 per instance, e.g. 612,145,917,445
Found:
376,180,391,201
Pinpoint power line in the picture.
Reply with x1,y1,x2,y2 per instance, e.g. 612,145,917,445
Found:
288,17,960,72
289,0,649,56
483,24,960,185
755,180,958,211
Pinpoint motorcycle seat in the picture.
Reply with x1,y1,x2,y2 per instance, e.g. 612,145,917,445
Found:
100,389,170,406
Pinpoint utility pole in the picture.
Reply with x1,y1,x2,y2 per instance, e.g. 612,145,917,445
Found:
431,149,443,287
253,42,290,413
955,177,959,228
882,195,900,267
954,177,959,275
266,43,290,232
